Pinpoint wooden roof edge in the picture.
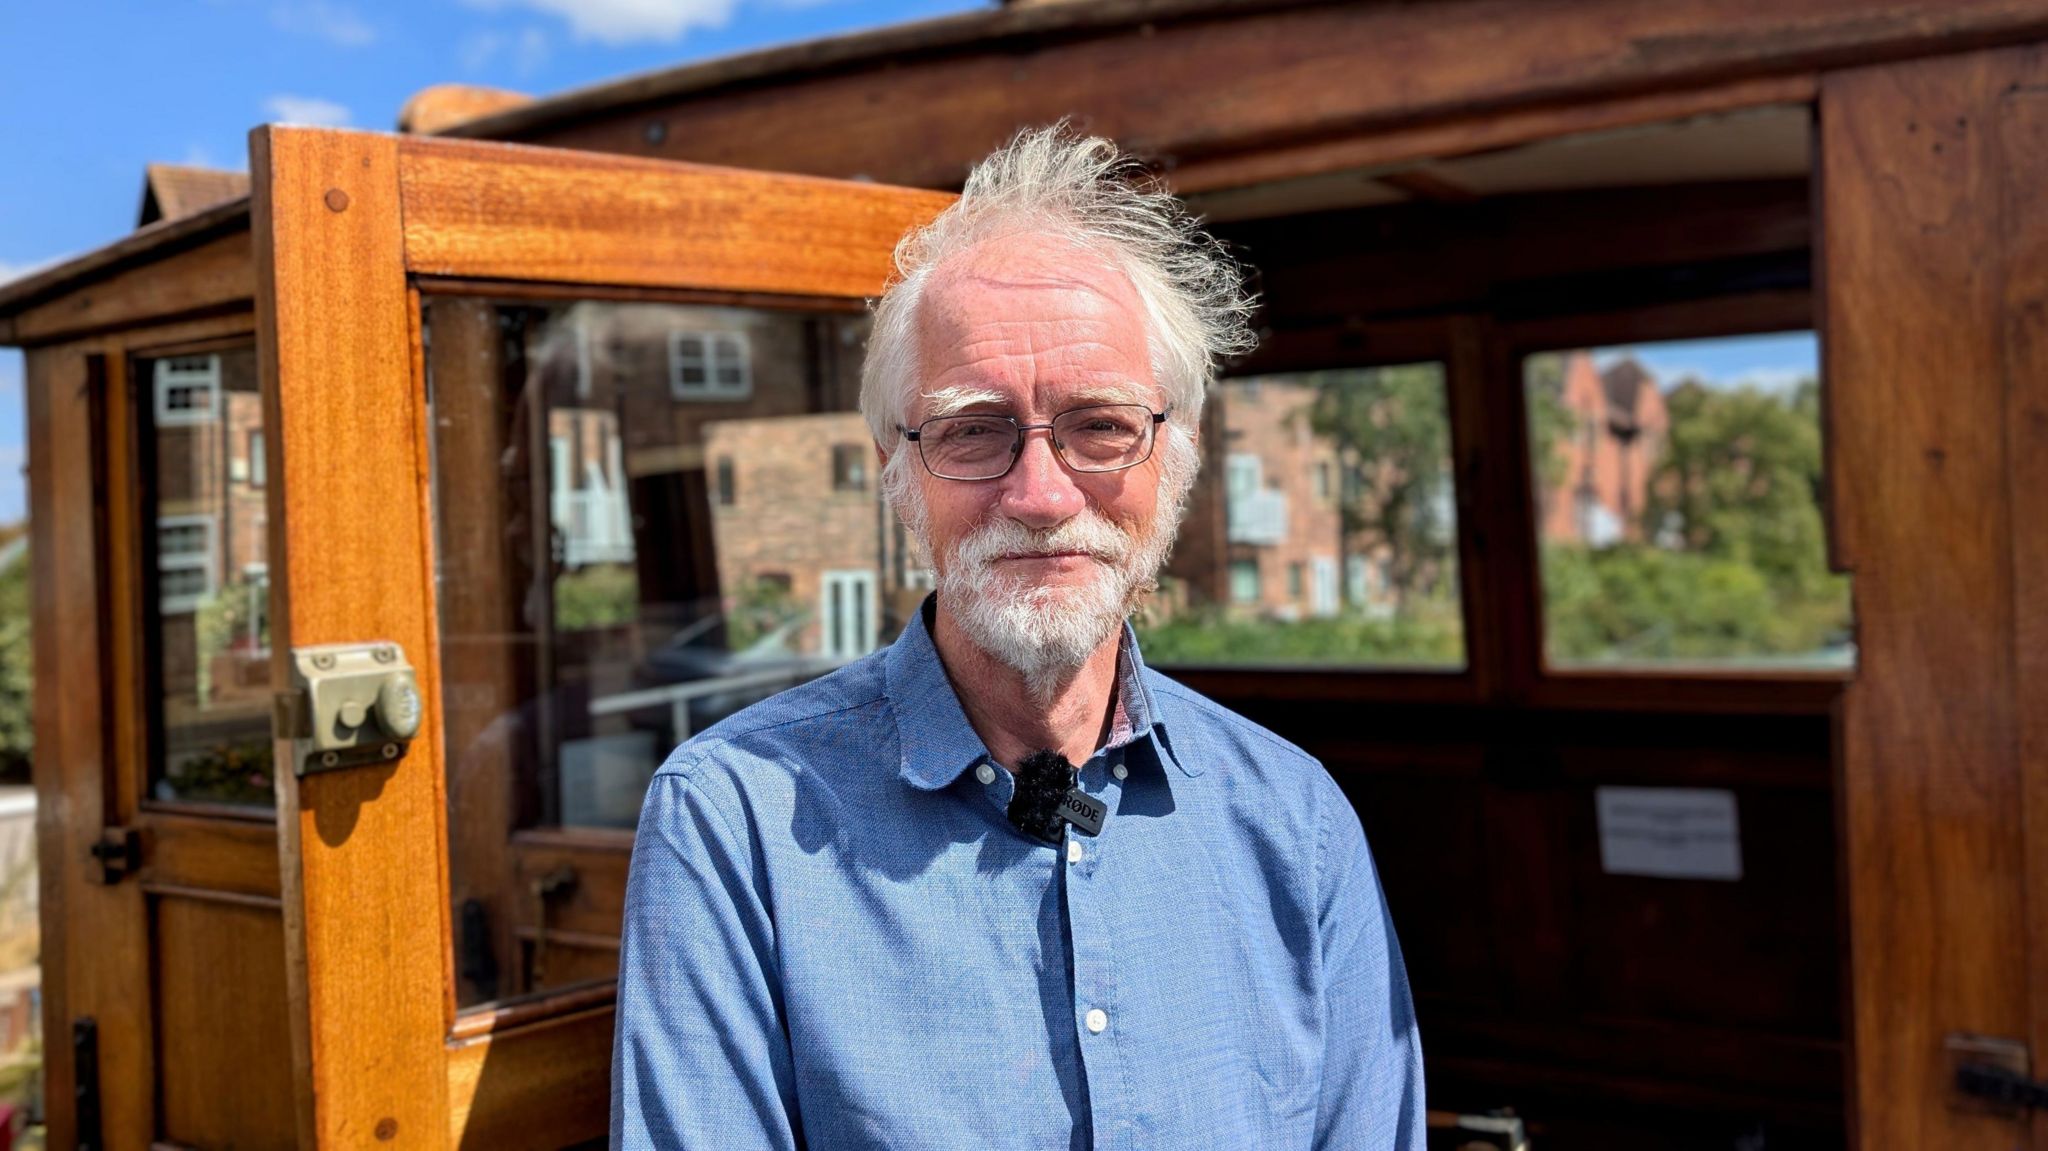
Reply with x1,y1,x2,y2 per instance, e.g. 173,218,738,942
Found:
0,195,250,326
433,0,1309,140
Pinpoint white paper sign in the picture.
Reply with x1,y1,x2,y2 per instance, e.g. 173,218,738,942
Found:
1595,786,1742,881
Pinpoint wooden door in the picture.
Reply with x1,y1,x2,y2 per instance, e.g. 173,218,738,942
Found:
249,125,947,1148
1824,42,2048,1149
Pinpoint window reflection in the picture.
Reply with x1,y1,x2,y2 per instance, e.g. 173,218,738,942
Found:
1524,332,1854,669
140,347,274,808
426,299,925,1006
1138,362,1465,668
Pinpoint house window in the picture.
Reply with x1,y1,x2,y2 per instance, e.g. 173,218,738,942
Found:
832,444,868,492
158,514,216,614
1229,559,1261,604
248,430,266,489
154,355,221,425
1287,562,1304,600
714,456,737,507
669,330,751,400
821,570,879,659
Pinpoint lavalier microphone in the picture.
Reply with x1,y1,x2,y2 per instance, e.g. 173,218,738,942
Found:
1006,749,1106,843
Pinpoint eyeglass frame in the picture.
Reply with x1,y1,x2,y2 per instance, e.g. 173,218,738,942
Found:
897,403,1172,481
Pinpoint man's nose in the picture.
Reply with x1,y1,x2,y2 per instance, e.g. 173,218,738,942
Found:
997,427,1084,528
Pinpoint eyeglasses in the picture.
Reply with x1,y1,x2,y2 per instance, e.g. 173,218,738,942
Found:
900,404,1169,482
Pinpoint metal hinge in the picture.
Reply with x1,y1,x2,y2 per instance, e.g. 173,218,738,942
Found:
87,828,139,886
1949,1033,2038,1115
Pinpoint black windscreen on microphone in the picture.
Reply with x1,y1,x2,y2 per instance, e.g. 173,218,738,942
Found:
1006,749,1075,843
1005,749,1107,842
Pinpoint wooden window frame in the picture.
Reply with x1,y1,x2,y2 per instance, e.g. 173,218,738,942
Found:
1501,289,1848,715
249,126,952,1149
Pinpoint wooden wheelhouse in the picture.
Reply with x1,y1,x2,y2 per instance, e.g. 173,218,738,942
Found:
3,1,2046,1147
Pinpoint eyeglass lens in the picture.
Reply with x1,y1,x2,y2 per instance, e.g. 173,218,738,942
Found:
918,404,1157,480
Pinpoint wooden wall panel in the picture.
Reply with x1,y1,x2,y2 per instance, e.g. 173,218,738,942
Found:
447,1006,611,1150
1823,45,2045,1149
6,231,252,347
2003,70,2048,1151
154,896,296,1148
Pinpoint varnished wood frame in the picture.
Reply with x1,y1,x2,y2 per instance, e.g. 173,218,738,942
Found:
1494,287,1850,717
249,125,951,1149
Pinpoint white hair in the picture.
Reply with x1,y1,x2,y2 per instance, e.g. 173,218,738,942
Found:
858,122,1257,451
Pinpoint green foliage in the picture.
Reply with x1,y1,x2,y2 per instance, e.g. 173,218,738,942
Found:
726,578,800,652
193,570,268,708
0,551,28,781
1136,596,1464,667
1301,363,1458,608
162,738,275,807
1523,353,1577,494
1541,374,1853,665
554,564,639,630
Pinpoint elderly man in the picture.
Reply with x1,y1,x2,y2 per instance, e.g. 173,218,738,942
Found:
612,127,1424,1150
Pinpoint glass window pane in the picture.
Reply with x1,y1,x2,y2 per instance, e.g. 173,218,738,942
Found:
1138,362,1465,669
1524,332,1854,669
139,347,275,808
426,299,916,1008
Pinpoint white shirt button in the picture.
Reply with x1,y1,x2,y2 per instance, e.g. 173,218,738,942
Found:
974,763,996,786
1085,1008,1108,1034
1067,839,1083,864
1111,764,1128,781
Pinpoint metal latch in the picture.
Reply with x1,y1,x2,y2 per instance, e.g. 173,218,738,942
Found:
277,641,423,777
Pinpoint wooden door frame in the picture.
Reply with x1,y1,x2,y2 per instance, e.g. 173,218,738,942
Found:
248,124,949,1148
1822,43,2048,1150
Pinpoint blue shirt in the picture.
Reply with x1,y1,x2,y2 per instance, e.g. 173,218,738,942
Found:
612,603,1424,1150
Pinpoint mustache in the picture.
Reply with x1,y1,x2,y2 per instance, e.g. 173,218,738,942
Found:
951,512,1134,571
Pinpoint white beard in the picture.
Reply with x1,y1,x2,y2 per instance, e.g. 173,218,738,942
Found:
883,427,1197,701
938,506,1176,700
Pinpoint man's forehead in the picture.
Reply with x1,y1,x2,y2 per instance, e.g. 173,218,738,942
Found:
921,231,1142,316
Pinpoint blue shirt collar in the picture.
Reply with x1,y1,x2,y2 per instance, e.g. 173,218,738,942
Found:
884,597,1194,791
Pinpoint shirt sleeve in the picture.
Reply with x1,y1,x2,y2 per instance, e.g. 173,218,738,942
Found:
1311,775,1426,1151
612,766,803,1151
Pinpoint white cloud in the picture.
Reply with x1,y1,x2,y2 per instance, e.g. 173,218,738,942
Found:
458,29,506,72
460,25,551,76
464,0,739,46
271,0,376,47
516,26,551,74
263,94,353,128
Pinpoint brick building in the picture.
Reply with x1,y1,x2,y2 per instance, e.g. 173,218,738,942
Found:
1539,351,1670,547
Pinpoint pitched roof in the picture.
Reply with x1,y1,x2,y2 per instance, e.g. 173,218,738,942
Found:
139,164,251,228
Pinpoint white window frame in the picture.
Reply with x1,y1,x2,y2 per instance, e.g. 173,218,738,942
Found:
243,562,271,656
158,513,217,614
668,330,753,401
820,569,879,660
154,355,222,426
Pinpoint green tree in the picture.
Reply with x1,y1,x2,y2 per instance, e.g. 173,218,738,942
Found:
0,545,29,782
1303,363,1457,608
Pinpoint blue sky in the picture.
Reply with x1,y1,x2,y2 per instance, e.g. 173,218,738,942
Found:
1594,331,1819,396
0,0,980,525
